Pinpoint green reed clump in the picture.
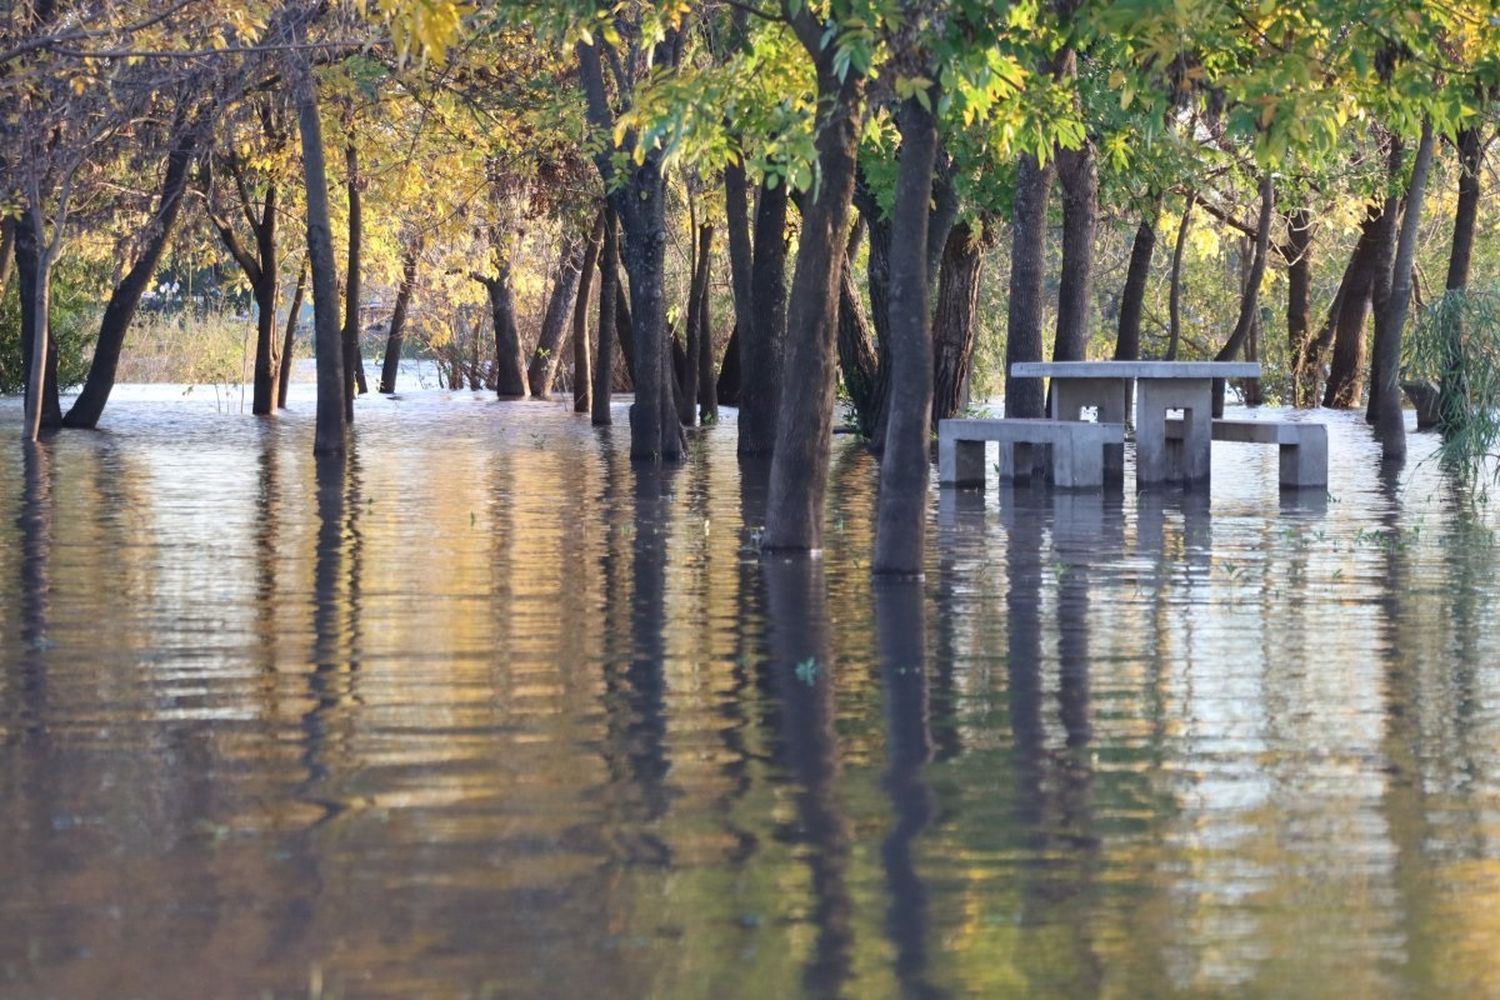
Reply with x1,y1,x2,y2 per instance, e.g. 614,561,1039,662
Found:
1405,289,1500,483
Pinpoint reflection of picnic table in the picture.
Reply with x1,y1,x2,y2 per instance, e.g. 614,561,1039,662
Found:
1011,360,1261,487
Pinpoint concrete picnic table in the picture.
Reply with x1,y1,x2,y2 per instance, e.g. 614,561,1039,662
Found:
1010,360,1261,486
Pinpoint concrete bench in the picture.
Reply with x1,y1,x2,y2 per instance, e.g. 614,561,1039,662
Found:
1165,418,1327,487
939,418,1126,490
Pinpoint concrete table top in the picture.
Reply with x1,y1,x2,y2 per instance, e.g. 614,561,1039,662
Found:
1011,361,1261,379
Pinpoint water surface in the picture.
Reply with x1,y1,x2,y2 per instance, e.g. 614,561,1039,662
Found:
2,384,1499,998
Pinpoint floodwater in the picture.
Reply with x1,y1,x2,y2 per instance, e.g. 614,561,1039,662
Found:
3,378,1499,999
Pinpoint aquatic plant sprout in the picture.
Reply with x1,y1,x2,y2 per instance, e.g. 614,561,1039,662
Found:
1405,289,1500,484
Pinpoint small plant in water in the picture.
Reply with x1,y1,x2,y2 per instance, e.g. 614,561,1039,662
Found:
795,657,820,685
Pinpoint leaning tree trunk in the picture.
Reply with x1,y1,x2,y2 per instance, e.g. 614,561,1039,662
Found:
762,31,865,553
931,220,988,430
874,91,940,577
739,178,788,456
592,209,618,426
1323,204,1384,408
342,144,367,415
279,261,306,408
1004,153,1054,417
1167,192,1196,361
1053,139,1098,364
1211,174,1274,416
1115,206,1158,362
1372,121,1436,460
378,245,419,394
295,59,347,455
1438,125,1483,434
64,130,196,428
573,216,602,414
528,226,589,398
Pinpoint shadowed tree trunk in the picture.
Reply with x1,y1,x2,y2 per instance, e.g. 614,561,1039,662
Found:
1282,207,1315,406
592,208,619,426
1372,121,1436,460
1115,205,1158,362
723,158,754,415
739,178,788,456
342,143,367,413
1211,174,1273,416
378,243,419,395
681,222,713,426
931,220,990,430
874,90,940,577
573,214,602,414
696,228,718,424
762,0,866,552
279,261,306,408
0,219,14,299
17,213,61,437
1323,203,1384,408
837,229,882,438
1053,139,1098,364
475,260,528,398
717,324,741,405
64,127,196,428
1439,125,1485,432
1005,153,1054,417
1167,191,1196,361
295,58,347,454
528,226,589,398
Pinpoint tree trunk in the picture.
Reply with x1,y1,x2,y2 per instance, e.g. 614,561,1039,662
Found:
1053,140,1098,363
931,221,988,430
378,244,419,394
16,213,61,437
295,61,348,454
342,144,366,414
874,92,940,577
1438,125,1483,432
279,261,306,408
592,208,618,426
739,178,788,456
527,227,588,398
1114,206,1157,361
696,226,718,424
64,130,196,428
863,210,894,443
0,218,14,299
1167,192,1196,361
762,42,865,552
484,262,528,397
837,236,882,438
717,324,741,405
1372,121,1436,460
572,214,602,414
680,223,713,427
252,184,281,415
1212,174,1274,416
724,159,754,417
1004,153,1054,417
1323,204,1384,408
1283,207,1315,406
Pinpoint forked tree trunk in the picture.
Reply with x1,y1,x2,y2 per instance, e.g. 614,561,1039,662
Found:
1283,208,1315,406
1004,153,1054,417
739,179,788,456
1323,204,1384,408
1212,174,1274,416
378,244,419,394
592,209,618,426
295,59,347,454
528,227,589,398
873,91,940,577
931,220,989,430
279,261,306,408
65,129,196,428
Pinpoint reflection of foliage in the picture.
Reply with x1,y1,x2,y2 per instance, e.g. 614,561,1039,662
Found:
1406,290,1500,483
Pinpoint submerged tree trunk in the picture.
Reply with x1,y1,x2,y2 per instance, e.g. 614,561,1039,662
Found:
592,209,618,426
64,130,196,429
1372,121,1436,460
1115,206,1158,362
762,5,866,552
528,227,589,398
378,244,419,395
837,235,882,438
696,228,718,424
279,261,306,408
1053,139,1098,364
1004,153,1054,417
862,209,894,443
16,212,61,437
1439,125,1484,433
931,220,989,430
1212,174,1273,416
739,178,788,456
295,60,347,454
678,222,711,427
1323,204,1384,408
1282,208,1316,406
723,159,754,418
1167,192,1196,361
572,216,602,414
716,324,741,405
874,92,940,577
481,261,528,398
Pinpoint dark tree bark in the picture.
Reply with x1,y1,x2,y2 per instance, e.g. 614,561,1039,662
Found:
1372,121,1436,460
1212,174,1274,416
1438,126,1484,431
696,227,718,423
837,234,882,438
573,214,603,414
295,59,347,454
592,208,618,426
378,243,419,395
64,128,196,428
1167,191,1196,361
717,323,741,405
723,158,754,415
477,260,528,398
1282,207,1316,406
874,92,940,577
279,261,306,408
762,0,866,552
613,276,636,386
528,227,589,398
861,203,894,442
931,221,990,430
1323,204,1384,408
342,143,367,413
16,214,61,437
1004,153,1054,417
679,222,713,427
739,177,788,456
1053,139,1098,364
0,218,14,299
1114,206,1158,362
